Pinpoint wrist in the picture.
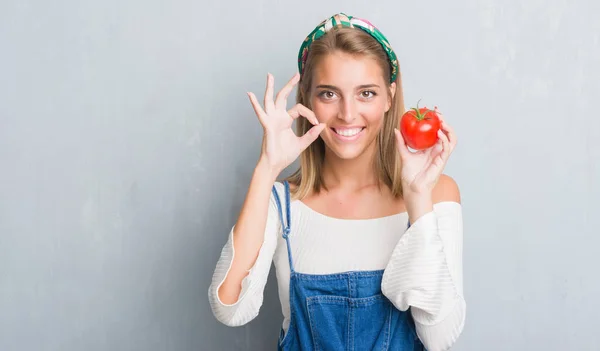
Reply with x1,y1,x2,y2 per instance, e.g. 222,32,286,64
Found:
401,178,435,196
403,191,433,224
255,157,281,183
402,187,432,199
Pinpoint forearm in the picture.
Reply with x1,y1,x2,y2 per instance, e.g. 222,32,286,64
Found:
217,158,279,304
403,189,434,225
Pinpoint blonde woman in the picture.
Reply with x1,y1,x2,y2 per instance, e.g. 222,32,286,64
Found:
209,13,465,351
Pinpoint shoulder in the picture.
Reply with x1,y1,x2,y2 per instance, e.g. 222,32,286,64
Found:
432,174,461,204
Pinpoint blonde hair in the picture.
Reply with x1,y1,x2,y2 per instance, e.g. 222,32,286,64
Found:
285,27,406,199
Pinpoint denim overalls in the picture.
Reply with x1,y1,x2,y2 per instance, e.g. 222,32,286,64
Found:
273,181,425,351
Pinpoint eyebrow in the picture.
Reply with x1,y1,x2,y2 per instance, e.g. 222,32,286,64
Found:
315,84,381,90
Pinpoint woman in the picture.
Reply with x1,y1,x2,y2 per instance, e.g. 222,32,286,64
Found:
209,13,465,351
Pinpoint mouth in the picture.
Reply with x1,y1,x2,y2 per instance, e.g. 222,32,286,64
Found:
330,127,366,142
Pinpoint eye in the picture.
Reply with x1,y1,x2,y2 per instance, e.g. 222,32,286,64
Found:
318,91,337,99
361,90,377,99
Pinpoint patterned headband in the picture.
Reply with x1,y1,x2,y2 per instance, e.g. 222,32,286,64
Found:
298,13,399,83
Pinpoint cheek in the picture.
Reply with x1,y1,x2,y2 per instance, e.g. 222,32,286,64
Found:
361,102,387,124
311,101,337,123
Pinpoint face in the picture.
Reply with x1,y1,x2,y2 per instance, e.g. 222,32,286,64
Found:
310,52,396,160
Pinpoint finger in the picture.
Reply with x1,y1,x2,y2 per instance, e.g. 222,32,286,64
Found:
394,128,410,159
428,139,446,172
264,73,275,114
430,151,445,172
426,138,442,158
441,120,457,150
437,129,451,161
288,104,318,125
247,92,267,125
434,107,446,126
298,123,326,150
275,73,300,110
434,106,444,119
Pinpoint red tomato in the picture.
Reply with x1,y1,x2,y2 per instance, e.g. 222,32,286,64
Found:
400,104,441,150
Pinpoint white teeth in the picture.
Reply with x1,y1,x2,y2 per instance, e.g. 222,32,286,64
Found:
334,128,363,137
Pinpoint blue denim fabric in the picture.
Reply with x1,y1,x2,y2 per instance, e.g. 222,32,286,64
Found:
273,181,425,351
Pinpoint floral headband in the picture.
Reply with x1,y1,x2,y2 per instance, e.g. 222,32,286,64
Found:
297,13,399,83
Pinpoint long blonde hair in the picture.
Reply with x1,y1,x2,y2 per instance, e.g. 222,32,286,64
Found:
285,27,406,199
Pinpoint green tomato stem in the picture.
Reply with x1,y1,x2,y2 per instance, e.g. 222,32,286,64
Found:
410,98,434,121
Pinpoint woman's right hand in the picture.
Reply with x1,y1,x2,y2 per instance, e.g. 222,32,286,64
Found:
247,72,326,176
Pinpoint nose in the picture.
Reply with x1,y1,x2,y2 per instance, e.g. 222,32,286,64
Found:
337,98,356,123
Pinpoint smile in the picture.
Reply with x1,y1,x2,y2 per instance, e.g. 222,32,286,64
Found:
331,127,366,141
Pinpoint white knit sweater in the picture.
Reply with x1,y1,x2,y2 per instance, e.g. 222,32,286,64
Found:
209,182,466,351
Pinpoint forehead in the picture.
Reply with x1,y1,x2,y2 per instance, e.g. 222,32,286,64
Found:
312,51,385,87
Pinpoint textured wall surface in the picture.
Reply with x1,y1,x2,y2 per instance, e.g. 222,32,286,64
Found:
1,0,599,350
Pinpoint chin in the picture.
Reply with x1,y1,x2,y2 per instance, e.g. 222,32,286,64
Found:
328,145,365,160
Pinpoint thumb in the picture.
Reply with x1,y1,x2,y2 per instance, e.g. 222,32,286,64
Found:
298,123,326,151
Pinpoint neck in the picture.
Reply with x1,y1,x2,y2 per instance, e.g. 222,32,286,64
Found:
321,143,379,191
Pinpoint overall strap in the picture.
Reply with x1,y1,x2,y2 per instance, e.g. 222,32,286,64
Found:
272,181,295,272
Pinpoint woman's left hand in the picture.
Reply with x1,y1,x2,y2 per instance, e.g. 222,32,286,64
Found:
394,107,457,195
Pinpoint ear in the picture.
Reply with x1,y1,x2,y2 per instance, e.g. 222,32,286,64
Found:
386,82,396,112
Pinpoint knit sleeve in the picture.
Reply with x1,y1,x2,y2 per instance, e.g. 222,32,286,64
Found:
207,183,283,326
381,202,465,351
